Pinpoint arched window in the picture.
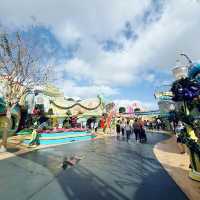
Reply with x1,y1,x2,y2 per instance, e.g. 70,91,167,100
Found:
119,107,126,113
134,108,141,112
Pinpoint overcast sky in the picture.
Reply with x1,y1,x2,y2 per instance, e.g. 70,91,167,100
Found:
0,0,200,109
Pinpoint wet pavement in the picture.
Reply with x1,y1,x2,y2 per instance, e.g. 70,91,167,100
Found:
0,132,189,200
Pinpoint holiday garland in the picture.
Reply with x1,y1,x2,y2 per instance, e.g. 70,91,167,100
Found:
49,95,103,111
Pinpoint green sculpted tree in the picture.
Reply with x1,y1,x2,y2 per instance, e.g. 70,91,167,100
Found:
63,110,72,128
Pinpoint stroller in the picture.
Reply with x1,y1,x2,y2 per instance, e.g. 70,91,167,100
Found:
140,128,147,143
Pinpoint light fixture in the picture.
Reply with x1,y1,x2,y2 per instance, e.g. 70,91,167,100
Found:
172,58,188,80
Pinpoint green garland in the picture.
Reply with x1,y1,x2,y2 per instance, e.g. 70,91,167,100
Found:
49,95,102,111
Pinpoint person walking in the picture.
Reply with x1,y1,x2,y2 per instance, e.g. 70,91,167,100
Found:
94,120,99,132
133,119,141,142
125,120,132,143
156,118,162,130
138,118,147,143
116,120,121,135
121,119,125,137
116,120,121,140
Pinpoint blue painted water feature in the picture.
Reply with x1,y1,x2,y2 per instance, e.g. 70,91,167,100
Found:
39,131,90,138
24,131,96,145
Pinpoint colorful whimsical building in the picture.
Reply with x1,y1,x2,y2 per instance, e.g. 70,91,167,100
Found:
0,83,105,132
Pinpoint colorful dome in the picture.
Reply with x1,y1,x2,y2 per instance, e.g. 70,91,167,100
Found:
188,63,200,81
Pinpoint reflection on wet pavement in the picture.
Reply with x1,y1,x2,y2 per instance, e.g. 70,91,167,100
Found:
17,132,188,200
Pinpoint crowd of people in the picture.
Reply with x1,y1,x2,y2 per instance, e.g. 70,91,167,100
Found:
116,118,147,143
145,118,166,130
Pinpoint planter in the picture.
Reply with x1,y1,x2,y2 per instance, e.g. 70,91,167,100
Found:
186,127,200,181
189,150,200,181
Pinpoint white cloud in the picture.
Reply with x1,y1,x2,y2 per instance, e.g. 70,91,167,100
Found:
63,58,91,81
54,22,81,46
0,0,151,39
52,0,200,87
1,0,200,99
57,80,119,99
144,73,155,82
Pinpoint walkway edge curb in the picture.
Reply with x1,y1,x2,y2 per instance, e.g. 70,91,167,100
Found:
153,135,200,200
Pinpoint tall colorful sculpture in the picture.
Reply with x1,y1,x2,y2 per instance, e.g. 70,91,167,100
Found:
171,54,200,181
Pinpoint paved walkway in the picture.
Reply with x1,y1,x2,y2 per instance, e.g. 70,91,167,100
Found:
0,132,188,200
154,135,200,200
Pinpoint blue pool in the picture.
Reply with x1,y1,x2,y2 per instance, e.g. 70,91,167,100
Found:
24,131,96,145
39,131,90,138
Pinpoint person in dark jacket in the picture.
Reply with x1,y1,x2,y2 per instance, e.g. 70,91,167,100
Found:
116,120,121,140
121,119,125,137
133,119,141,142
116,120,121,135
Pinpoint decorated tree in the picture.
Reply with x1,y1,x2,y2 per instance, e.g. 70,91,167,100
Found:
0,31,51,152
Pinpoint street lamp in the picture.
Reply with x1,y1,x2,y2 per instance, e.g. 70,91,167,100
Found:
172,53,192,80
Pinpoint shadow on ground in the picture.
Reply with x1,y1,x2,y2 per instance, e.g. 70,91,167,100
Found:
6,147,20,153
0,132,189,200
